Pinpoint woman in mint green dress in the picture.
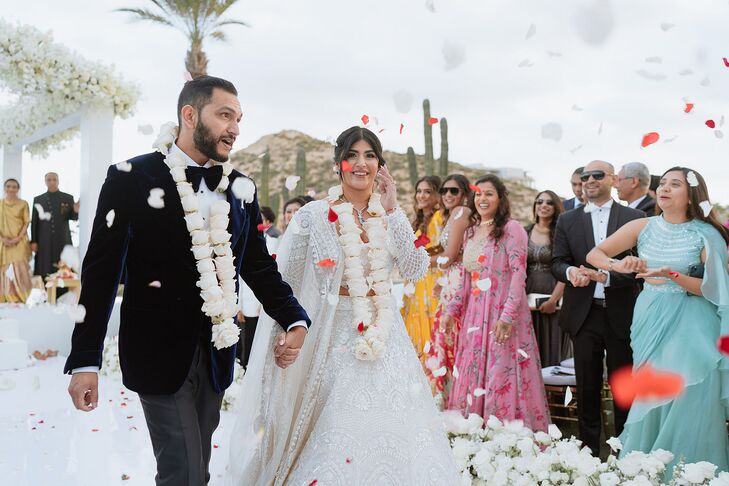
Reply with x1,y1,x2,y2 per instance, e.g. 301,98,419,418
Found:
587,166,729,473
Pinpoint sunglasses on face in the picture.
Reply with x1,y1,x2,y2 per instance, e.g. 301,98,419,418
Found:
580,170,607,182
535,199,555,206
439,187,461,196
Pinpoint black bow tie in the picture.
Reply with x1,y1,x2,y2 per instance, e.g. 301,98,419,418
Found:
185,165,224,192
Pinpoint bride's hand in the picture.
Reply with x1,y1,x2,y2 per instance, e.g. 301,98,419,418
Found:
377,165,398,213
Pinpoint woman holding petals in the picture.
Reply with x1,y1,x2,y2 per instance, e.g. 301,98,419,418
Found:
424,174,475,408
587,167,729,472
442,174,549,431
227,127,458,485
401,175,444,359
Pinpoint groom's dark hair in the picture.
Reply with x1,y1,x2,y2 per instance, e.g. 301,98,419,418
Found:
177,75,238,128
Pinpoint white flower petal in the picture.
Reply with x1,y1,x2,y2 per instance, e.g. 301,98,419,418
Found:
147,188,165,209
115,160,132,172
285,175,300,191
105,209,115,228
231,177,255,203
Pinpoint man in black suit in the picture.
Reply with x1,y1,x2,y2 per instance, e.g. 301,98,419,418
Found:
65,76,310,485
552,160,644,455
616,162,656,215
562,166,585,211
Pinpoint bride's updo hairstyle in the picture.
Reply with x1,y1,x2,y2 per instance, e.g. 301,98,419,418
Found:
333,127,387,179
657,166,729,245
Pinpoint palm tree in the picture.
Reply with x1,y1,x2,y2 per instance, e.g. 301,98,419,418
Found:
116,0,248,78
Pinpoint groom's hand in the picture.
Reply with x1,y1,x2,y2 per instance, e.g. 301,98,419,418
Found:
274,326,307,369
68,372,99,411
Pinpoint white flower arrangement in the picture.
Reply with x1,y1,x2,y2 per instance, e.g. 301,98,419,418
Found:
329,185,391,361
154,123,239,349
0,20,139,156
445,412,727,485
221,361,246,411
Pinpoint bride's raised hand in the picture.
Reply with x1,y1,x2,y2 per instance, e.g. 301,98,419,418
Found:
377,165,398,213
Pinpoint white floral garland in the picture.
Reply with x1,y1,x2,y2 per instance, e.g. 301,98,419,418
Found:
154,123,240,349
0,20,139,156
328,185,394,361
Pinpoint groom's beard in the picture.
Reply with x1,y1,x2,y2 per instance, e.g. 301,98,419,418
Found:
193,120,229,163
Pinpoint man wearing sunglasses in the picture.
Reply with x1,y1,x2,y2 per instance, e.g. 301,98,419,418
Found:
563,166,586,211
551,160,645,456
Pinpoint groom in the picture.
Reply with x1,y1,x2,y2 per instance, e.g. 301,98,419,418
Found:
64,76,310,485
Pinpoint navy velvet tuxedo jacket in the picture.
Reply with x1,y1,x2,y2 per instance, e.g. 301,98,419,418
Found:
64,152,309,394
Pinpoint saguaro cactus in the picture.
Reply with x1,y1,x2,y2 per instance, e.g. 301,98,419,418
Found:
407,147,418,188
259,149,271,206
423,99,434,175
295,147,307,194
438,118,449,179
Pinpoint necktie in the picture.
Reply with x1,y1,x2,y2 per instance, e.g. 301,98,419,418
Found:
185,165,224,192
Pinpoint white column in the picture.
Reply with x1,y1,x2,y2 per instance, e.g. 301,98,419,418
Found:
79,104,114,259
2,143,23,186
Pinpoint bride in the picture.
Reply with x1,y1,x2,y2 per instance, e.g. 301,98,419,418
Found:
226,127,459,485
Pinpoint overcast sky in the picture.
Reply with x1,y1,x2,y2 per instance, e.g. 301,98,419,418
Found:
3,0,728,206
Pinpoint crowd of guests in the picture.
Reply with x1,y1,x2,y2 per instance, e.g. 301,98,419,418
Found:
398,161,729,471
0,172,79,303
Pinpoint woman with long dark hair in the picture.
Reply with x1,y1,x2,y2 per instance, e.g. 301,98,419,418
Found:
525,190,570,366
423,173,475,408
227,126,458,484
587,167,729,472
402,175,444,359
442,174,549,430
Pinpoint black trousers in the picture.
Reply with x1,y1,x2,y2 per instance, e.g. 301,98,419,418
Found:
139,344,223,486
573,304,633,455
238,315,258,369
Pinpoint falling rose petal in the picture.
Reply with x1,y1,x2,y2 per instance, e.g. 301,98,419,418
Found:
307,189,316,198
641,132,660,148
571,105,584,112
436,256,450,266
518,59,535,68
645,56,662,64
183,70,193,81
328,207,339,222
686,171,699,186
346,458,352,464
231,177,256,204
660,23,675,31
564,386,573,406
423,341,431,354
341,160,353,172
684,103,694,113
213,444,219,449
67,304,86,323
121,474,131,481
361,115,369,125
433,366,447,377
471,271,480,281
546,51,562,57
699,201,713,217
404,282,416,297
597,122,603,135
715,130,724,139
717,336,729,355
453,207,465,220
442,40,467,71
477,255,487,264
393,90,414,113
474,388,486,397
425,356,439,371
399,123,404,135
525,23,536,39
663,135,678,144
414,233,430,248
453,366,459,379
706,119,716,129
148,281,162,288
137,124,153,136
635,69,667,82
428,117,439,125
316,259,336,268
271,254,277,261
116,160,133,172
105,210,115,228
700,77,711,87
517,348,529,359
91,428,99,432
723,58,729,68
573,0,614,46
610,364,684,409
471,288,481,296
468,184,480,193
424,0,435,12
437,276,448,286
147,188,165,209
285,175,301,191
466,393,473,406
475,278,492,291
678,68,693,76
541,122,563,142
378,128,385,133
257,223,270,232
720,116,725,127
467,326,480,334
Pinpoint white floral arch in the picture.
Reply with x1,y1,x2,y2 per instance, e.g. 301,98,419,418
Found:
0,20,139,255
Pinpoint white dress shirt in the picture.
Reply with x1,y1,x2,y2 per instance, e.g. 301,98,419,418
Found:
628,194,647,210
566,199,613,299
73,145,304,375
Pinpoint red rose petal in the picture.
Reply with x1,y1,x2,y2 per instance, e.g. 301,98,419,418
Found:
213,444,219,449
91,428,99,432
357,322,365,333
428,117,439,125
610,363,684,409
706,119,716,128
471,288,481,296
257,223,270,232
361,115,369,125
378,128,385,133
399,123,404,134
684,103,694,113
341,160,353,172
641,132,660,147
414,233,430,248
468,184,480,193
478,255,487,264
346,458,352,464
718,335,729,355
271,254,277,261
126,416,134,419
723,57,729,67
309,481,318,486
328,207,339,222
316,258,337,268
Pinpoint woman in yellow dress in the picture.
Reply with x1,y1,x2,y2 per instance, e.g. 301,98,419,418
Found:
401,175,444,359
0,178,32,303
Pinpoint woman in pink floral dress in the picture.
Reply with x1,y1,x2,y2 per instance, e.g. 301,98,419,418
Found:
442,174,549,431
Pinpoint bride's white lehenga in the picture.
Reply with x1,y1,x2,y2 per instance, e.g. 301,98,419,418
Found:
226,199,459,485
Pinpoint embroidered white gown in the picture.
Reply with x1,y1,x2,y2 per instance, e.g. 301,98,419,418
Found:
226,200,459,486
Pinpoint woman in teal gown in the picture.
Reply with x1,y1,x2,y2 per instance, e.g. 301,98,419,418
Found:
587,166,729,473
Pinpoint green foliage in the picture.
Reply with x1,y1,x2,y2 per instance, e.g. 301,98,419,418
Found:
423,99,434,175
439,118,449,179
295,147,307,194
259,149,270,206
407,146,418,188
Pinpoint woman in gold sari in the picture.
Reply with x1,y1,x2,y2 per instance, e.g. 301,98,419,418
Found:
401,175,444,359
0,178,32,302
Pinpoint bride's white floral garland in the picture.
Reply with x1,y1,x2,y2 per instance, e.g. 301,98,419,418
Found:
153,123,240,350
328,185,394,361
